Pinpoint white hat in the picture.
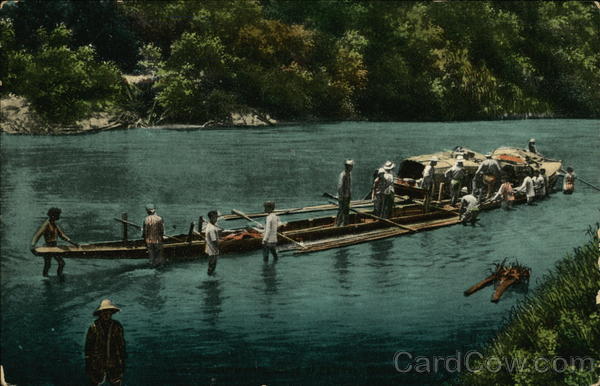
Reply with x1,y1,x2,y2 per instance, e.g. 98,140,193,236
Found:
485,153,492,158
345,159,354,166
461,187,469,194
456,155,464,161
383,161,395,170
93,299,121,315
529,138,536,143
377,168,385,175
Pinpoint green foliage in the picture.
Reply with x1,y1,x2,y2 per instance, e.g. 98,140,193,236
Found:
14,24,123,124
2,0,600,124
460,228,600,385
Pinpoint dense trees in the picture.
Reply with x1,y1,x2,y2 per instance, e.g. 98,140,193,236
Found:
1,0,599,125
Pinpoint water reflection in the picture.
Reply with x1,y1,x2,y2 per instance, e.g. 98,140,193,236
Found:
369,239,394,267
199,279,223,326
261,261,278,296
333,248,351,289
136,271,166,312
259,261,278,319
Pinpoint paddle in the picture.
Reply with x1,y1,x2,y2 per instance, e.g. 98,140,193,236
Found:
559,169,600,192
113,218,185,242
231,209,306,249
323,192,417,232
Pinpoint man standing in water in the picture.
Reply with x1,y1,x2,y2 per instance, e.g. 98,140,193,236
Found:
261,201,281,262
336,159,353,226
142,204,165,268
85,299,126,386
459,187,480,226
516,169,536,204
205,210,220,275
30,207,78,277
563,167,576,194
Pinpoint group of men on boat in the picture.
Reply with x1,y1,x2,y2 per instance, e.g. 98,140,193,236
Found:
30,139,578,277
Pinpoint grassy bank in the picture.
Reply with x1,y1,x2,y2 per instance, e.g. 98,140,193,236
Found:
459,226,600,385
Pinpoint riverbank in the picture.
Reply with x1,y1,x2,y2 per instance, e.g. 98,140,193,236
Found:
459,226,600,385
0,93,279,135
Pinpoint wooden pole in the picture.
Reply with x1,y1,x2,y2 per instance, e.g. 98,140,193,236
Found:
437,182,444,202
122,213,128,242
231,209,306,249
187,222,195,244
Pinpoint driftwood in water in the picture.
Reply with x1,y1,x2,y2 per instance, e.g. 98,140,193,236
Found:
464,259,531,303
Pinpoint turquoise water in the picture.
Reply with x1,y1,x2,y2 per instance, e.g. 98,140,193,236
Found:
1,120,598,385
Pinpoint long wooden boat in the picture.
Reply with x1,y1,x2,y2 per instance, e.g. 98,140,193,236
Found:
32,202,457,260
394,146,562,198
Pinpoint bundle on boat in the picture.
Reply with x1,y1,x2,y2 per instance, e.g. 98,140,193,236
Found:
464,259,531,303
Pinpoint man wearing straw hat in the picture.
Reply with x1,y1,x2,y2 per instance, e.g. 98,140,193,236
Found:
336,159,354,226
381,161,396,218
142,204,165,268
85,299,126,386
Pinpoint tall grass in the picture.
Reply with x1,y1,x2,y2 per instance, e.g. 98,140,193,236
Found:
460,225,600,385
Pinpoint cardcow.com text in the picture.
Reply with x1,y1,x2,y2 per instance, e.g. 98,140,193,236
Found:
393,351,597,374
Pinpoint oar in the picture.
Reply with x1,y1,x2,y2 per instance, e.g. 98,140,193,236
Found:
323,192,417,232
231,209,306,249
113,218,185,242
559,169,600,192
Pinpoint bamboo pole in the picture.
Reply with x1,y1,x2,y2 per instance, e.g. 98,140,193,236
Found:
122,213,128,242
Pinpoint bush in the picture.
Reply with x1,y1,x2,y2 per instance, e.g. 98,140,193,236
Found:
12,24,122,124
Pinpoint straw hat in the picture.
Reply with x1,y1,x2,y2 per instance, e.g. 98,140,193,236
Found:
461,187,469,194
377,168,385,175
383,161,395,170
93,299,121,316
529,138,536,143
485,153,492,158
344,159,354,166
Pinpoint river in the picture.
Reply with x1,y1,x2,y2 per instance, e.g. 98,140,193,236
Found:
1,119,598,385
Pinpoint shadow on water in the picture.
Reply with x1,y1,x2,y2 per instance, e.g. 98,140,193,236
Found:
198,279,223,326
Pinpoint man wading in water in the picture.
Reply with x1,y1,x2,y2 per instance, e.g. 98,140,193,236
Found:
30,207,79,277
85,299,126,386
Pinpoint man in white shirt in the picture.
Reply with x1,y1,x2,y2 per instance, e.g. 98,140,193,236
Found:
533,170,545,199
205,210,220,275
516,169,536,205
422,157,437,212
371,168,386,217
261,201,281,262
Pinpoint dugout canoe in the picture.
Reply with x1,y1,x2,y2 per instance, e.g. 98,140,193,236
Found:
32,202,457,260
